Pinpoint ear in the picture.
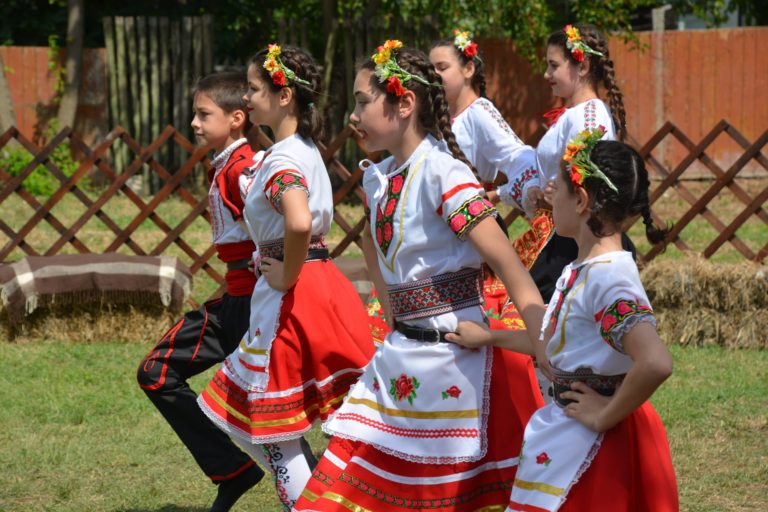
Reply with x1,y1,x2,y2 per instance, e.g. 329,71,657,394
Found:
397,89,417,120
574,185,591,215
230,109,246,130
462,59,476,80
278,86,294,108
578,58,591,79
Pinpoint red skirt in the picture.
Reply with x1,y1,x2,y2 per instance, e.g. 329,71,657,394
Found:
508,401,678,512
199,260,376,443
295,347,544,511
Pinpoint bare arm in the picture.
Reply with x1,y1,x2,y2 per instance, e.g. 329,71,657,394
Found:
362,222,393,329
560,321,673,432
259,189,311,291
446,320,534,355
465,217,546,351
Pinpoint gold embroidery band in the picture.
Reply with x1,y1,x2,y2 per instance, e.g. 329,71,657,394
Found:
204,383,346,427
513,478,565,496
346,396,479,419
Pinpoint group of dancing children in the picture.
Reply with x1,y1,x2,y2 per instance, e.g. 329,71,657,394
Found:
137,23,679,512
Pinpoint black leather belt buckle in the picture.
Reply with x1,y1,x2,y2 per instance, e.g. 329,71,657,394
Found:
394,321,450,343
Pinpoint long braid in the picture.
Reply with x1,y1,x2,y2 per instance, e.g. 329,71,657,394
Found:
591,37,627,142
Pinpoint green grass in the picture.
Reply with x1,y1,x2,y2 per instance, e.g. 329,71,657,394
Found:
0,342,765,511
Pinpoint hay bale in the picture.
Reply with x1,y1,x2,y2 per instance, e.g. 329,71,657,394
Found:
642,257,768,349
0,302,178,343
641,257,768,310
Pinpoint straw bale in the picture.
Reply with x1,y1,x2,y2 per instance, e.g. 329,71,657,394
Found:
0,302,177,343
655,307,768,349
642,257,768,310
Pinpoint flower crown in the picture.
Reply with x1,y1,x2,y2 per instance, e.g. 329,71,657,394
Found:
563,25,604,63
263,44,310,87
371,39,439,97
562,126,617,193
453,29,480,60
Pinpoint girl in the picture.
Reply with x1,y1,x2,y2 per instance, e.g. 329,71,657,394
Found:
531,23,634,304
293,41,545,512
429,29,541,217
450,130,678,512
197,44,375,511
429,29,552,326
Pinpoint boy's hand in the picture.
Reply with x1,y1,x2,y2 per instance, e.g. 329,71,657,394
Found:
259,257,296,291
542,180,555,206
445,321,493,348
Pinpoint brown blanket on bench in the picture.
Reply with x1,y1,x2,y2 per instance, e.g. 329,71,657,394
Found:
0,253,192,323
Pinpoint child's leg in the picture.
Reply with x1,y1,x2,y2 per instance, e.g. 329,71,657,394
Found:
234,438,316,511
137,296,264,496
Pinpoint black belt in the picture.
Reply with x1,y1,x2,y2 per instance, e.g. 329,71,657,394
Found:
393,320,453,343
263,248,330,263
226,258,251,271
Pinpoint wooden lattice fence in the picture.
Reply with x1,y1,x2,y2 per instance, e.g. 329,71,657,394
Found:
1,120,766,305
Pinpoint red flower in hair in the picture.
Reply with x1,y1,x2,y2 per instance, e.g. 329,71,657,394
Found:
386,76,406,97
463,42,478,59
272,69,287,86
572,48,584,62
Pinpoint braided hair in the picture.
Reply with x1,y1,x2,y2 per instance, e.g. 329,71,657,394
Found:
560,140,668,244
547,24,627,141
250,45,324,141
430,38,487,99
359,47,476,174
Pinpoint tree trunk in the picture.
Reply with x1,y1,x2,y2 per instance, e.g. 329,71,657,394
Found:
57,0,84,130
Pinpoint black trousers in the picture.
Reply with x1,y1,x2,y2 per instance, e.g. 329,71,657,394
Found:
530,232,637,303
137,294,261,483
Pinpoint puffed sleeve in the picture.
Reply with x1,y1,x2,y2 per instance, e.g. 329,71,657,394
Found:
261,153,309,214
588,263,655,354
425,155,497,240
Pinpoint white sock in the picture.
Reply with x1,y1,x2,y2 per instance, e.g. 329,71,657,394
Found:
233,437,312,510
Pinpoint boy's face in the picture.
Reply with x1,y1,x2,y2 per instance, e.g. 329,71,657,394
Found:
191,92,235,150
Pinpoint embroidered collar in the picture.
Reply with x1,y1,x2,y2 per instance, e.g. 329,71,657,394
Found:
211,138,249,172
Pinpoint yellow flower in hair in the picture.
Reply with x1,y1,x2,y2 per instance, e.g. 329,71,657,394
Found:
565,24,580,42
267,44,281,59
264,58,280,73
373,46,391,65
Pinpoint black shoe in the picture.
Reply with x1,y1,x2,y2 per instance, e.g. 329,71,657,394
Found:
209,463,264,512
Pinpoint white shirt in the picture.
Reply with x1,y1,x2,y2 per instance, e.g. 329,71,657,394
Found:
242,134,333,244
209,138,262,245
362,135,497,332
536,99,616,183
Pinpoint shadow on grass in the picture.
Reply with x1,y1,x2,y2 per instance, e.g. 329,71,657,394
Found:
117,507,208,512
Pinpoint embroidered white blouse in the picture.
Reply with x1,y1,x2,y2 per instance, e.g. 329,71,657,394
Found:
323,135,502,463
536,99,616,184
453,98,539,212
509,251,656,512
242,134,332,244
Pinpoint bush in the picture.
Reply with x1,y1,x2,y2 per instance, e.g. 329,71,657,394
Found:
0,129,82,197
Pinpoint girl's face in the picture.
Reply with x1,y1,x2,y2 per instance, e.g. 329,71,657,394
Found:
551,164,582,238
543,45,581,100
350,69,401,153
428,45,472,107
244,64,280,127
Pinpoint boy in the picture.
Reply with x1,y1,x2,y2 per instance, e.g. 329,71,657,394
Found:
137,71,264,512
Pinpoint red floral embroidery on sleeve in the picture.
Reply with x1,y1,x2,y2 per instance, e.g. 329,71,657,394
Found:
446,195,496,239
264,171,309,213
598,299,654,353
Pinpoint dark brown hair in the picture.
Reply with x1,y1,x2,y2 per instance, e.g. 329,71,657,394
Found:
193,71,253,134
560,140,668,244
359,47,475,173
430,38,487,99
250,45,324,141
547,24,626,141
